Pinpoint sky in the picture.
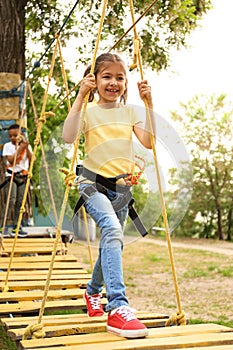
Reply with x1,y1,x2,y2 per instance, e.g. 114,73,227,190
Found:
61,0,233,117
128,0,233,117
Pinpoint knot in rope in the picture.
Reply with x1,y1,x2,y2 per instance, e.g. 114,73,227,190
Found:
166,310,186,327
39,111,55,123
23,323,45,340
130,36,143,71
2,285,9,292
59,167,76,186
45,111,55,118
27,172,32,179
20,207,25,214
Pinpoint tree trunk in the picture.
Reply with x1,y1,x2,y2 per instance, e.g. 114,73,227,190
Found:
226,197,233,241
0,0,28,79
217,205,224,240
0,0,32,228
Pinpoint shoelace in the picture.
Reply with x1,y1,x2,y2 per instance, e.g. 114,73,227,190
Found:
116,307,137,322
89,294,102,310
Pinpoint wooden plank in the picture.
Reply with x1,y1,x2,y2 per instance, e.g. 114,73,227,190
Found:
2,243,58,247
0,288,93,302
1,247,61,255
19,330,233,350
0,261,84,270
0,313,166,330
2,238,57,243
0,298,94,316
0,254,78,262
1,312,167,329
1,238,65,255
8,317,168,340
18,324,232,349
3,278,87,292
20,345,233,350
0,273,91,282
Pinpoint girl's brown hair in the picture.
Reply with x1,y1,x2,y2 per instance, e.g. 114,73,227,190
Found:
83,53,128,104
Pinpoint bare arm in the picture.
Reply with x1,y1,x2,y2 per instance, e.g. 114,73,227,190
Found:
133,80,156,149
62,74,96,143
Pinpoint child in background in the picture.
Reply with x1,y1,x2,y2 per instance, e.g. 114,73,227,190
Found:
62,53,155,338
0,124,32,237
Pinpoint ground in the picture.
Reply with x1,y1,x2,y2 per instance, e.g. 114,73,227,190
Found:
68,236,233,326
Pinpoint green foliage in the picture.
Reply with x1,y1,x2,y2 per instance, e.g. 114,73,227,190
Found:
0,326,17,350
23,0,212,218
25,0,212,72
171,94,233,240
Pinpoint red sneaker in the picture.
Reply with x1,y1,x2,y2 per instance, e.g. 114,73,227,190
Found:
107,306,148,338
84,291,105,317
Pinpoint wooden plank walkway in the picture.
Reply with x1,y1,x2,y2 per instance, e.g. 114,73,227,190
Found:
0,236,233,350
1,237,65,255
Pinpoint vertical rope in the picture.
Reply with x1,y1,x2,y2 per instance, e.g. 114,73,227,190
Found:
0,83,28,253
27,79,59,226
2,36,59,294
57,37,71,111
22,1,109,340
128,0,185,324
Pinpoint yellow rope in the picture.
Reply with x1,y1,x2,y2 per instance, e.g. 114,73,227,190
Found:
22,1,108,340
22,324,45,340
0,83,28,253
109,0,159,52
2,35,58,303
57,36,71,112
27,78,59,226
128,0,186,326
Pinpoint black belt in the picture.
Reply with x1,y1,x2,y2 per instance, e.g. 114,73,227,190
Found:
7,169,27,176
73,166,148,237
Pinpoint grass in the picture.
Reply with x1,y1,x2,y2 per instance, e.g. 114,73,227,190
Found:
71,237,233,327
1,236,233,349
0,326,17,350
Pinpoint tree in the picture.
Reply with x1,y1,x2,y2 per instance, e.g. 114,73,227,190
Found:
171,94,233,240
0,0,212,220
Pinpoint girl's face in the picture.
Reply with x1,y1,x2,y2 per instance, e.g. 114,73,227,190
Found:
96,62,127,106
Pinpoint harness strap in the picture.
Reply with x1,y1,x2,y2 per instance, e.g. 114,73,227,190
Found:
128,199,148,237
74,166,148,237
6,169,27,187
81,166,129,194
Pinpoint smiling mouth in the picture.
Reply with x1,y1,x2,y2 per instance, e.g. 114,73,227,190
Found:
106,88,119,93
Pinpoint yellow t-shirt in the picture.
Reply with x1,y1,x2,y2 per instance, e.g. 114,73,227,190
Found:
82,103,141,178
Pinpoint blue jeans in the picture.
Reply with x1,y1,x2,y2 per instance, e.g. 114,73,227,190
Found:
79,183,129,312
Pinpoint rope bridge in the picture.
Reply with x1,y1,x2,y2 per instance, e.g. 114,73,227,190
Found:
0,0,187,345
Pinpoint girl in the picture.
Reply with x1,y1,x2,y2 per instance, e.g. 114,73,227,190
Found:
62,53,155,338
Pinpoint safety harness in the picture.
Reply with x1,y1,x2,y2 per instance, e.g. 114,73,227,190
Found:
0,169,27,190
73,165,148,237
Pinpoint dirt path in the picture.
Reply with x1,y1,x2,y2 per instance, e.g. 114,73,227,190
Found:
70,236,233,324
142,236,233,256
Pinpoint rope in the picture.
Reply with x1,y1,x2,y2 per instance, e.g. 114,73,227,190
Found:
2,36,59,295
0,81,28,254
27,78,59,227
109,0,159,52
36,0,160,120
22,1,108,340
22,324,45,340
12,0,82,94
128,0,186,327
